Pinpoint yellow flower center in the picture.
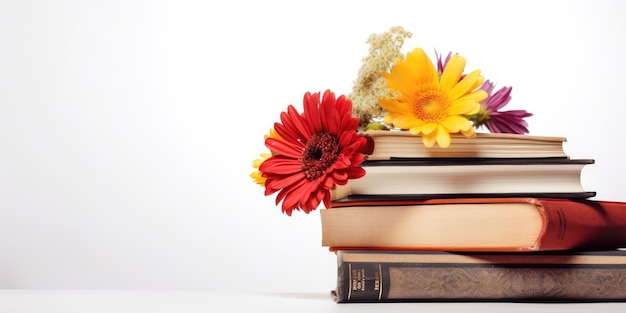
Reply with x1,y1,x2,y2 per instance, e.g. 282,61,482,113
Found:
413,90,450,122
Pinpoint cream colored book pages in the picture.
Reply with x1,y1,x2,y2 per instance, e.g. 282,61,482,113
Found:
320,202,543,249
330,162,589,199
361,130,568,159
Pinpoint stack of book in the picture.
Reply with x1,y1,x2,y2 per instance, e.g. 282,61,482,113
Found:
321,130,626,302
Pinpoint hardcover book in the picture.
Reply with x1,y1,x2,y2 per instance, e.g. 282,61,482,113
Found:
330,158,595,201
361,130,568,160
332,249,626,302
321,198,626,252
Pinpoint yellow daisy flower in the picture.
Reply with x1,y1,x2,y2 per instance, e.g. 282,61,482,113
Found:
250,153,271,186
250,129,283,187
379,48,488,148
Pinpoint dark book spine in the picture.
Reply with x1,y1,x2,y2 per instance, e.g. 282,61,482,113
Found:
333,261,626,302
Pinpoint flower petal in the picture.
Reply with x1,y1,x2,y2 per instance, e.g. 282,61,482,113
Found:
265,172,307,190
421,122,437,135
286,105,311,139
436,125,451,148
303,92,323,132
441,115,471,133
439,54,466,93
448,69,483,100
422,132,437,148
260,157,302,175
406,48,438,86
265,137,303,157
485,86,512,111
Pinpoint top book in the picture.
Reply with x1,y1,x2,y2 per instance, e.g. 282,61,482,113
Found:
361,130,568,160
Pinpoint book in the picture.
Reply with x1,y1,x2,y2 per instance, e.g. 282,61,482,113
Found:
332,249,626,302
330,158,595,201
320,198,626,251
361,130,569,160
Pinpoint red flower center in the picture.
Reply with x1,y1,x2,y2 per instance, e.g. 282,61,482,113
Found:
302,132,339,180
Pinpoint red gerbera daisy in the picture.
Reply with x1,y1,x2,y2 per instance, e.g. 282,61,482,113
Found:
260,90,367,215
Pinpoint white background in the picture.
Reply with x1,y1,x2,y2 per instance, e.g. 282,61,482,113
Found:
1,0,625,294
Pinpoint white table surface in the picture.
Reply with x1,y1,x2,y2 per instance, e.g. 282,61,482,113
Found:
1,290,625,313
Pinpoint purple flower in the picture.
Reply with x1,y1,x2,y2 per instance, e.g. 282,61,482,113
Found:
478,80,532,134
435,50,452,76
436,50,466,81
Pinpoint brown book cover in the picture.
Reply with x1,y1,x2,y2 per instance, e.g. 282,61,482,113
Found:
333,249,626,302
322,198,626,252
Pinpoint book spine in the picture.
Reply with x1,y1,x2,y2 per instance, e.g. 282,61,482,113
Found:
536,199,626,251
333,260,626,302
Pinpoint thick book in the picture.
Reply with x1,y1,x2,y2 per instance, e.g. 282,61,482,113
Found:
330,158,595,201
361,130,568,160
332,249,626,302
321,198,626,251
